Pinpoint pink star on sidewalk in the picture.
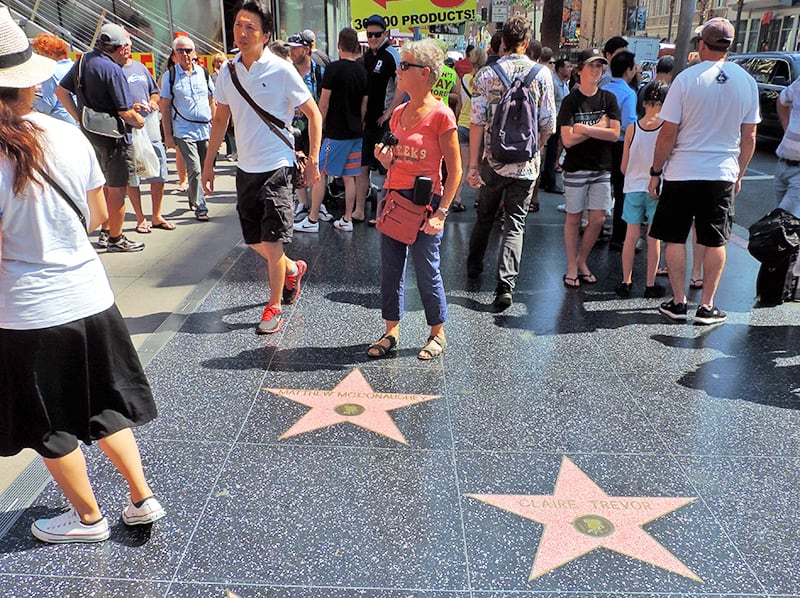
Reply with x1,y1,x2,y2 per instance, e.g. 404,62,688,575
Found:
468,456,701,582
267,369,441,444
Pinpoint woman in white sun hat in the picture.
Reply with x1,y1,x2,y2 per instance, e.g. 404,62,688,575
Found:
0,8,165,544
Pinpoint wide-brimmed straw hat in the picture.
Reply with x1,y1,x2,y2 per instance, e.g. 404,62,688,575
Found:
0,6,56,89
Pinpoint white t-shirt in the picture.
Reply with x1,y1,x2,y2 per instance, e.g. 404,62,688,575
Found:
776,78,800,160
214,49,312,174
660,59,760,182
0,113,112,330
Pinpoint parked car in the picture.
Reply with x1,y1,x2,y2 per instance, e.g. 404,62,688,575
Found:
728,52,800,142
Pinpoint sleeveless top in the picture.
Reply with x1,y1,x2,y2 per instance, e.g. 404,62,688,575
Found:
623,120,663,194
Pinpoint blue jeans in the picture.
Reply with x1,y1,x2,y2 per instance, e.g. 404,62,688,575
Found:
775,159,800,218
175,137,208,216
380,226,447,326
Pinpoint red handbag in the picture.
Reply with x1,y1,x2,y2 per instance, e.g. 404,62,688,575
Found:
376,190,432,245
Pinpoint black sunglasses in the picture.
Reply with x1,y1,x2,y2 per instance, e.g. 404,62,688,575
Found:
399,61,427,71
175,48,193,54
366,31,384,38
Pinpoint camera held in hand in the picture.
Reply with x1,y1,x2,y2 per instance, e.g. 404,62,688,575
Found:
380,131,399,147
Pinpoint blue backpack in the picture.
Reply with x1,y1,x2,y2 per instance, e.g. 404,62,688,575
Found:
489,62,542,164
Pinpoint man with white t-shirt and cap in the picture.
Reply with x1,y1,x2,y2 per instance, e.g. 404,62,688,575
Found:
647,17,760,325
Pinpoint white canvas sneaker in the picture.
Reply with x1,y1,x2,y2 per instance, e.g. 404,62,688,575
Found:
31,507,110,544
317,204,334,222
293,216,319,233
333,217,353,231
293,203,309,222
122,496,166,526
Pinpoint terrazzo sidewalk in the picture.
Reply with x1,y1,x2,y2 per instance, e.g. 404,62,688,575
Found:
0,190,798,597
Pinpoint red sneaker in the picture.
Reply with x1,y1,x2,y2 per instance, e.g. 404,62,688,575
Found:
282,259,307,305
256,305,283,334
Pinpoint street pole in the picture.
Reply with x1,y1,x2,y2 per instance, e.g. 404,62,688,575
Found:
673,0,698,74
734,0,744,52
668,0,675,41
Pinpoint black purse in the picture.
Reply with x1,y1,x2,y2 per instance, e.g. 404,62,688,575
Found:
76,56,125,139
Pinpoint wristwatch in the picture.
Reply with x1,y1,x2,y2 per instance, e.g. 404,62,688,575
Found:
437,207,449,217
649,166,663,177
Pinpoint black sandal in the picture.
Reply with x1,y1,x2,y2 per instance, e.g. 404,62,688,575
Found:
367,334,398,358
418,335,446,361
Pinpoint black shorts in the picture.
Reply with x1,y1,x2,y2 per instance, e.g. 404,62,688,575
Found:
362,124,389,174
88,135,136,188
649,180,735,247
0,305,157,459
235,166,295,244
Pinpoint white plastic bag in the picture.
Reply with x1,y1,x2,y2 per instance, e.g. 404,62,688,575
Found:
144,110,162,142
132,126,160,179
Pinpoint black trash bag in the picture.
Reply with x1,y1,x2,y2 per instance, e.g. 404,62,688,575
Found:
748,208,800,264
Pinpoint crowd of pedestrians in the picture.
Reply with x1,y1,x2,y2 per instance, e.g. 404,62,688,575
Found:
0,0,789,547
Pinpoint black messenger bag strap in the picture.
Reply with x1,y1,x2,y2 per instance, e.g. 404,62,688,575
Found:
36,167,87,230
226,62,294,151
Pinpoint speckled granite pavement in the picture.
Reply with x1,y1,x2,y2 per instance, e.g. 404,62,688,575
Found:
1,191,798,598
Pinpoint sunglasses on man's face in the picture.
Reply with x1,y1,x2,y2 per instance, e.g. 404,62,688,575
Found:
175,48,193,54
366,31,384,38
399,61,427,71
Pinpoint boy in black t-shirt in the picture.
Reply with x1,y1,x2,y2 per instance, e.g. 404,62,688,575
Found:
558,48,621,288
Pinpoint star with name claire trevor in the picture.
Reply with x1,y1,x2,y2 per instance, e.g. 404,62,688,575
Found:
266,369,441,444
468,456,701,582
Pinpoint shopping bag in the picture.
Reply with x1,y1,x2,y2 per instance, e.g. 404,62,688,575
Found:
132,127,160,179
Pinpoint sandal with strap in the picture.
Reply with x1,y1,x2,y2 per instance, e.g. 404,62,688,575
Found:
367,334,398,358
418,334,446,361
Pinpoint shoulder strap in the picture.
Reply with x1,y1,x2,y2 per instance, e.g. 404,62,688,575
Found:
167,63,176,98
226,62,294,150
36,167,87,230
523,63,542,87
490,61,512,90
461,75,477,98
167,64,211,125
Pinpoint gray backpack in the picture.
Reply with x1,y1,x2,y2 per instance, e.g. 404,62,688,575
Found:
489,62,542,164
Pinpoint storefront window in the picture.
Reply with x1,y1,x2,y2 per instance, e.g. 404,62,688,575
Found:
275,0,326,50
779,15,796,52
747,18,761,52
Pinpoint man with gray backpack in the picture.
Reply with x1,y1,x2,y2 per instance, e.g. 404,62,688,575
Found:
466,16,555,310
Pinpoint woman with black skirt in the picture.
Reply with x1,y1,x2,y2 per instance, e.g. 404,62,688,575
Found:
0,8,164,543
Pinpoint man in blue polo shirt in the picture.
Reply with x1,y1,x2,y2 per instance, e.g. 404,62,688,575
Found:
160,35,215,221
56,23,146,252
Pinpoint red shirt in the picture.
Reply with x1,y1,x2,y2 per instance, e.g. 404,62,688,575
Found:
385,100,457,195
455,56,472,78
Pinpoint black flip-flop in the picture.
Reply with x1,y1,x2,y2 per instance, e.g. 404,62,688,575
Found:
563,275,580,288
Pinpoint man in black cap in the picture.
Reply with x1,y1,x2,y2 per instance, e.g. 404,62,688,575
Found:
57,23,146,252
355,14,405,222
648,18,760,325
302,29,332,68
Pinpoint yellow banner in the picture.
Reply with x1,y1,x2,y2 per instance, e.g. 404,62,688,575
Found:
68,52,156,79
351,0,477,32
